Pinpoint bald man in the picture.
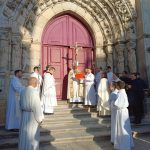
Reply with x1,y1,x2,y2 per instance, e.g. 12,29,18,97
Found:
18,77,43,150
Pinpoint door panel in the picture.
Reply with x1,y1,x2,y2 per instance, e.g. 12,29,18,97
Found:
42,16,68,46
68,16,93,47
48,46,63,99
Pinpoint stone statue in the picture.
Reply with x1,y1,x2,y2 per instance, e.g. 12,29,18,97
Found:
126,41,137,73
11,37,22,70
105,45,113,67
0,31,10,72
125,21,136,40
22,44,31,72
115,44,125,73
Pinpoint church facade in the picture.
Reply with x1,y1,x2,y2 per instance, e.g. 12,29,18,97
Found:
0,0,150,124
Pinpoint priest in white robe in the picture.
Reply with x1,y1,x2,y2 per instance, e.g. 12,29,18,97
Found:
30,66,42,95
114,81,134,150
18,77,43,150
41,66,57,114
97,72,110,116
5,70,25,130
84,68,96,106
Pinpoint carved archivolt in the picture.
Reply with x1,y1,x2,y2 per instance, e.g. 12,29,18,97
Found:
0,0,137,72
2,0,136,41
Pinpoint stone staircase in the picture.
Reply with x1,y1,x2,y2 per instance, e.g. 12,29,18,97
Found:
0,101,150,150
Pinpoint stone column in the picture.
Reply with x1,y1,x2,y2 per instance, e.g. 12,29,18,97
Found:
115,43,125,73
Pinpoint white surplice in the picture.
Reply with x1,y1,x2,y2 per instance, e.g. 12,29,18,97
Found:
108,89,118,143
84,73,96,106
97,78,110,115
5,76,25,130
18,86,43,150
114,89,134,150
41,72,57,113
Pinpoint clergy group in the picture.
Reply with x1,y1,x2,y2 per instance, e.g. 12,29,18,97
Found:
5,65,147,150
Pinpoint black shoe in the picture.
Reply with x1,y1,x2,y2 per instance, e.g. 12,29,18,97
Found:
133,120,141,125
10,129,19,132
44,113,51,115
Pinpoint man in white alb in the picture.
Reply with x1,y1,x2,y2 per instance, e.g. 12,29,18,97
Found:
5,70,25,130
41,66,57,114
18,77,43,150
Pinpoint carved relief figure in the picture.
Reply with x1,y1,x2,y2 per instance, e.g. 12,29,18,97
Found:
0,32,10,71
126,41,137,73
115,44,125,73
105,45,113,67
11,37,22,70
22,44,31,72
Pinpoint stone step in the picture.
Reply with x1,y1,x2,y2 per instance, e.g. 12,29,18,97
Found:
40,140,113,150
41,124,109,135
41,130,111,145
0,140,114,150
0,130,111,149
53,107,97,114
0,124,109,139
51,110,98,119
41,117,99,127
53,107,87,112
2,123,150,140
2,137,150,150
1,101,150,150
43,113,98,120
54,105,83,109
1,120,150,142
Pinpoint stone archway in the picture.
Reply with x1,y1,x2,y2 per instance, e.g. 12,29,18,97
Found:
0,0,138,123
0,0,137,74
19,0,137,74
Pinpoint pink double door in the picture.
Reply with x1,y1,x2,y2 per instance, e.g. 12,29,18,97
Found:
42,15,93,100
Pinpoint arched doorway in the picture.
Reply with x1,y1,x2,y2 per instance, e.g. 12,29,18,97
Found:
41,15,94,100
